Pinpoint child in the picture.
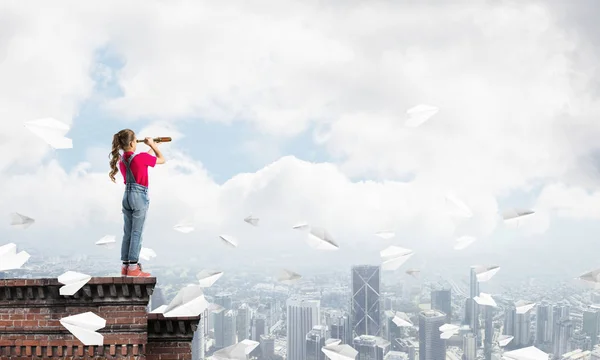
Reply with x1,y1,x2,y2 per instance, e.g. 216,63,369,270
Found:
109,129,165,277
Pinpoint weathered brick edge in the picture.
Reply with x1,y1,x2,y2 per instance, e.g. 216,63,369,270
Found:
146,314,200,360
0,277,156,359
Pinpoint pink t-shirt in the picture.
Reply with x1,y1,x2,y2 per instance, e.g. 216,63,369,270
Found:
119,152,157,187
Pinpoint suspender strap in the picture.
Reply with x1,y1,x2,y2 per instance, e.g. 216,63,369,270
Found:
123,153,138,184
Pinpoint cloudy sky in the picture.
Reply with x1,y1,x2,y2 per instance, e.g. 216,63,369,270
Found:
3,0,600,280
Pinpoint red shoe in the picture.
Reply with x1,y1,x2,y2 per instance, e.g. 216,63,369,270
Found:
121,264,128,276
127,263,151,277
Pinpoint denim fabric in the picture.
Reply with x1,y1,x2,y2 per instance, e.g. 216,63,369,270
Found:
121,154,150,263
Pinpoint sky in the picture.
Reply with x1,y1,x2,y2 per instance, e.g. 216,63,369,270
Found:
3,0,600,281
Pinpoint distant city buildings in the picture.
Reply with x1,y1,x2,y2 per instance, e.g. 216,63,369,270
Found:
286,297,320,360
418,309,446,360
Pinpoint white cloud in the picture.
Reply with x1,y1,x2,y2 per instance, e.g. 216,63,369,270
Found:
1,0,600,273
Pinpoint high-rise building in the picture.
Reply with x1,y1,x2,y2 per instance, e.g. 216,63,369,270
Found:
330,311,352,345
222,310,237,348
306,325,328,360
252,314,267,342
554,318,573,358
569,330,592,352
418,310,446,360
237,303,251,341
536,302,553,345
463,333,477,360
515,311,532,347
484,306,494,360
431,289,452,323
351,265,382,337
383,311,402,345
503,303,516,336
583,309,600,348
214,293,233,349
286,298,320,360
353,335,390,360
467,267,480,336
260,334,276,359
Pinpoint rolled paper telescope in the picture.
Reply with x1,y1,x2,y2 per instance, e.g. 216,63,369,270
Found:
136,137,172,143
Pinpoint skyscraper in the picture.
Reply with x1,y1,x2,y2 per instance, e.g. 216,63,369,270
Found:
330,311,352,345
418,310,446,360
463,333,477,360
252,314,266,342
483,306,494,360
351,265,382,337
286,298,320,360
260,334,276,359
222,310,237,348
466,267,479,336
553,318,573,358
583,309,600,348
306,325,328,360
237,303,251,341
536,302,553,345
504,303,516,337
515,311,532,347
431,289,452,323
214,293,233,349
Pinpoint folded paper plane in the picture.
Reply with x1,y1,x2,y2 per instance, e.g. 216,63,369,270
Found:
95,235,116,248
445,193,473,218
473,265,500,282
0,243,30,271
502,346,548,360
392,312,413,327
375,230,395,240
306,227,339,251
24,118,73,149
197,270,223,287
163,284,209,317
498,335,514,347
515,300,536,314
10,212,35,229
277,269,302,285
58,271,92,296
139,247,157,261
439,324,459,339
173,223,194,233
60,312,106,346
219,235,238,248
405,104,439,128
321,344,358,360
212,339,260,360
292,222,310,230
473,293,497,308
380,246,414,271
244,215,259,226
406,269,420,279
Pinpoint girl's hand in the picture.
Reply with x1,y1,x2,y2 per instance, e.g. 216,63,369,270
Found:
144,137,155,146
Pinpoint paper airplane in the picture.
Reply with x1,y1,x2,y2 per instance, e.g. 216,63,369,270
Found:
10,212,35,229
95,235,116,247
321,344,358,360
277,269,302,285
578,269,600,284
439,324,459,339
375,231,395,240
473,293,497,308
454,236,476,250
502,208,535,221
219,235,238,248
139,247,157,261
380,246,414,271
292,222,310,230
306,227,339,251
473,265,500,282
163,284,209,317
498,335,514,347
0,243,30,271
392,312,413,327
445,193,473,218
244,215,259,226
58,271,92,296
406,269,420,279
515,300,536,314
405,104,439,128
24,118,73,149
502,346,548,360
60,312,106,346
212,339,260,360
196,270,223,287
173,223,194,233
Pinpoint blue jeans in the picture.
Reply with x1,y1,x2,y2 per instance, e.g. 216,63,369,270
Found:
121,183,149,263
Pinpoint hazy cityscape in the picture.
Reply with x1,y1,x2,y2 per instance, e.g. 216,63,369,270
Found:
2,252,600,359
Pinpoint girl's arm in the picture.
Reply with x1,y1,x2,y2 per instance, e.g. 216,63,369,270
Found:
145,138,166,164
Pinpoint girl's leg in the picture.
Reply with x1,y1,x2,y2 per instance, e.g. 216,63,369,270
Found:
127,189,149,263
121,202,133,263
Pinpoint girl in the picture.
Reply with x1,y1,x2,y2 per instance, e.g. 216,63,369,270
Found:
109,129,165,277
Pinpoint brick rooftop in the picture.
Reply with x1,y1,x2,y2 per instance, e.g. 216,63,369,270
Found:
0,277,201,360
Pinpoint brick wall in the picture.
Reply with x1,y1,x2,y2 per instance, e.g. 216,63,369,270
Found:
0,278,200,359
